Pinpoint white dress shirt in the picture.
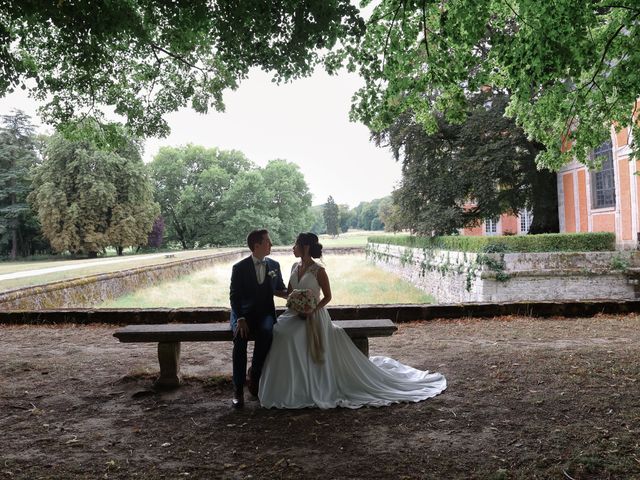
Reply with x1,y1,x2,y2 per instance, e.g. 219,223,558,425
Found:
252,255,266,284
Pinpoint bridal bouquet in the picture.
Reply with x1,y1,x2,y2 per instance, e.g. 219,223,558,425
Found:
286,289,317,318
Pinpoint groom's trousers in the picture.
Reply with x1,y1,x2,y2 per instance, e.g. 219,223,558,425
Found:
231,313,275,389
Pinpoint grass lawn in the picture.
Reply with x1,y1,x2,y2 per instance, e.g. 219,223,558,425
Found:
317,229,407,247
98,253,434,308
0,248,239,292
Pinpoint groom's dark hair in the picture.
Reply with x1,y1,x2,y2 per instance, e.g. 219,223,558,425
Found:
247,229,269,251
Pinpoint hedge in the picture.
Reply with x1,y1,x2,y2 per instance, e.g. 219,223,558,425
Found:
367,232,616,253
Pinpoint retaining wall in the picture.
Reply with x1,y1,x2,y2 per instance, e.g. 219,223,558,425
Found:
0,247,363,310
367,243,640,303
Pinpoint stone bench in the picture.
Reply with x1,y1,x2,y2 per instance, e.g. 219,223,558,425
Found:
114,319,397,388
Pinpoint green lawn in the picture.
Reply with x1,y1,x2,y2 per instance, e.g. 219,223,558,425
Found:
97,253,434,308
317,230,387,247
0,248,239,292
0,233,403,294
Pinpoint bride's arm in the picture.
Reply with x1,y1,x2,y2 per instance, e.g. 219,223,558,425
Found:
313,268,332,311
276,281,292,299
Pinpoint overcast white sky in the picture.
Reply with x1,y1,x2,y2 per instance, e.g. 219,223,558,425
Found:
0,67,402,208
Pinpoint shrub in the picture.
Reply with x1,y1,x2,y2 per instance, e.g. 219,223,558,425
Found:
367,232,616,253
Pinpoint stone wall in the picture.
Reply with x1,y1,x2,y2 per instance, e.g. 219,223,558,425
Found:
367,243,640,303
0,247,364,310
0,250,246,310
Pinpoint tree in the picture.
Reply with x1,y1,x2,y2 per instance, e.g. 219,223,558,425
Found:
146,216,165,249
351,198,385,230
149,145,253,248
260,160,313,244
323,196,340,237
378,92,558,235
377,196,403,232
29,127,160,257
338,1,640,170
218,170,282,246
0,1,364,137
338,204,353,234
0,110,43,258
308,205,326,234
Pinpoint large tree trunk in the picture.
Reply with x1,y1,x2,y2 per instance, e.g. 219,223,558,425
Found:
528,168,560,234
10,226,17,259
116,246,124,256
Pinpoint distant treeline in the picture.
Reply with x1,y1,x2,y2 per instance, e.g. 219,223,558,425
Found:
0,111,385,259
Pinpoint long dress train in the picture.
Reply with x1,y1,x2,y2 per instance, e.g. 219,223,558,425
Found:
259,263,447,409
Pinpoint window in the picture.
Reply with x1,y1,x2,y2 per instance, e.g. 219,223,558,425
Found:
519,209,533,234
590,141,616,209
485,217,498,235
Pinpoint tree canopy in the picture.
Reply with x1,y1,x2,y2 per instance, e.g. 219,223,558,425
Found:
323,196,340,237
338,0,640,169
29,127,159,257
149,145,312,247
0,1,364,137
378,92,558,235
0,110,47,257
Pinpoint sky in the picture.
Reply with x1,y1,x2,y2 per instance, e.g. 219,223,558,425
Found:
0,67,402,208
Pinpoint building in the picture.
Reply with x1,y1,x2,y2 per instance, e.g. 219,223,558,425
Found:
461,122,636,248
557,124,636,248
461,209,533,237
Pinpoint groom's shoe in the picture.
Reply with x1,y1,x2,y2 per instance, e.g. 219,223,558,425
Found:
246,367,259,398
232,386,244,409
247,377,259,398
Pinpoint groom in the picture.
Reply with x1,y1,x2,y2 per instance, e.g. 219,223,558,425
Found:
229,229,287,408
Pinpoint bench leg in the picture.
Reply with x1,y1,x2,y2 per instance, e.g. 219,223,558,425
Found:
351,337,369,357
154,342,181,389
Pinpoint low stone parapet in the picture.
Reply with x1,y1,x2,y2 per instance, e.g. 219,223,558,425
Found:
0,247,364,310
367,242,640,303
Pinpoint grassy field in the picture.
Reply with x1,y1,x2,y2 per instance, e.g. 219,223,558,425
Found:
0,231,398,293
98,253,434,308
0,248,240,292
317,229,405,247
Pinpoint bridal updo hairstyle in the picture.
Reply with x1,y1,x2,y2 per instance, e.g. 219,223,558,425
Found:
296,232,323,258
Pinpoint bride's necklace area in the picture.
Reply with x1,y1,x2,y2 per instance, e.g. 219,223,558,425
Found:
297,259,314,278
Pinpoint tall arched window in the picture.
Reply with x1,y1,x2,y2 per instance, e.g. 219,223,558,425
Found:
590,140,615,209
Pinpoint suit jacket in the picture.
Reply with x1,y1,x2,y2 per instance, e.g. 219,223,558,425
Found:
229,255,286,322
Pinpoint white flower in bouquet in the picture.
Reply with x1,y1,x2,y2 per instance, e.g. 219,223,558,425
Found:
286,289,318,317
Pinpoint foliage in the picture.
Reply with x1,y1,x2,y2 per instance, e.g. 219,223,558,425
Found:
149,145,252,248
149,146,312,248
29,127,160,257
348,197,388,231
323,196,340,236
260,159,313,244
337,0,640,169
147,216,165,249
0,1,364,137
368,232,616,253
308,205,326,235
0,110,49,258
377,196,403,232
338,204,353,233
218,169,283,245
378,92,559,235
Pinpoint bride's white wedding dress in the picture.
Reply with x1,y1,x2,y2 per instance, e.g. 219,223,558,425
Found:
259,263,447,409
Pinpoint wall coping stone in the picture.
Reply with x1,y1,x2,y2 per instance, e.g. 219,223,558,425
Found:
2,300,640,325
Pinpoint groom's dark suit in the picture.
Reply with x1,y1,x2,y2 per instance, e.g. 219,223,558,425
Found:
230,255,286,393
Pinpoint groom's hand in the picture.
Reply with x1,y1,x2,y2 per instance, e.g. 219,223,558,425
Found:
235,318,249,340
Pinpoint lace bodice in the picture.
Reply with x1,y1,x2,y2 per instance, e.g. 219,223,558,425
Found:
290,262,322,299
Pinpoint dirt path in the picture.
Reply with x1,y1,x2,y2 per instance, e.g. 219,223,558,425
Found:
1,315,639,479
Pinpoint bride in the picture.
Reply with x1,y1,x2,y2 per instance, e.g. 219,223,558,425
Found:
259,232,446,409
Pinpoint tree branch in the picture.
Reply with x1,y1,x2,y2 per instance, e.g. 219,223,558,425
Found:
149,42,210,73
421,0,430,57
